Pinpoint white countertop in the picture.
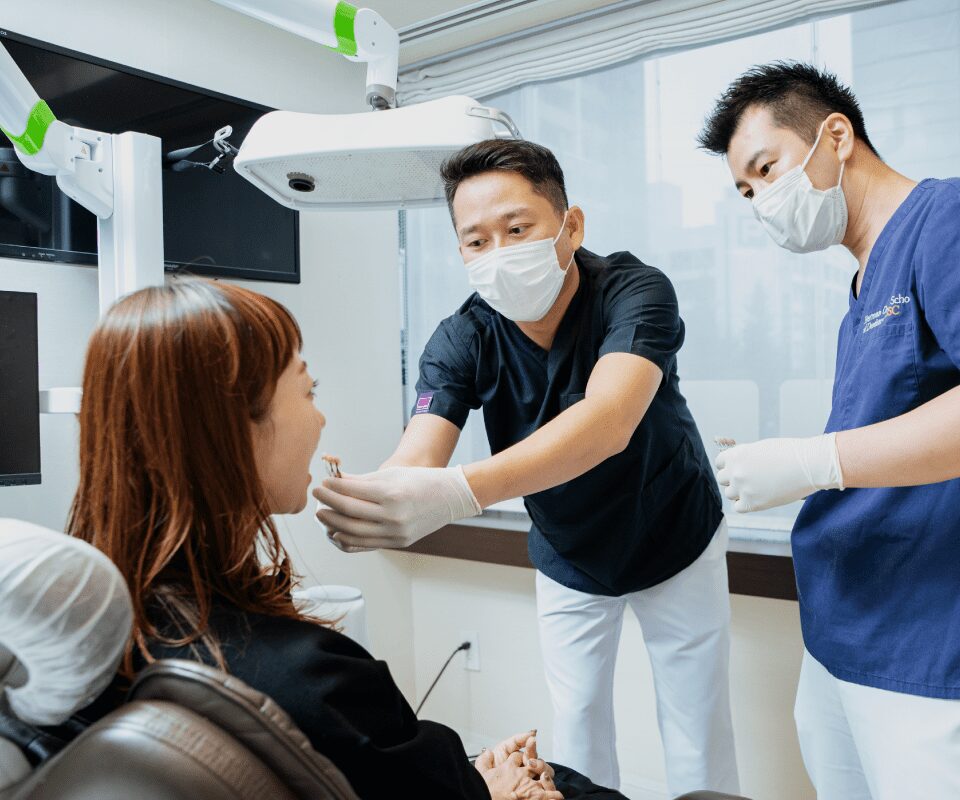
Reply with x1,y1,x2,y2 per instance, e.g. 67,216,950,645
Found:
459,510,794,559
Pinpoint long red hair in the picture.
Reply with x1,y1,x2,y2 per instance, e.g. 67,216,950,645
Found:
68,277,314,676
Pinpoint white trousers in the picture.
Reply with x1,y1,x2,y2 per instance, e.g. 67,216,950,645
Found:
795,649,960,800
536,522,739,795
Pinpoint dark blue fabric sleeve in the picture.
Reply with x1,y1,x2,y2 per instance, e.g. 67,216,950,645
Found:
413,317,481,429
916,183,960,370
598,259,685,371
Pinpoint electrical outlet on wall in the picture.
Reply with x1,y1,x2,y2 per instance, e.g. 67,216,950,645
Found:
460,630,480,671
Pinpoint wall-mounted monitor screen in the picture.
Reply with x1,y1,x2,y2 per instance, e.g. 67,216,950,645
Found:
0,29,299,283
0,290,41,487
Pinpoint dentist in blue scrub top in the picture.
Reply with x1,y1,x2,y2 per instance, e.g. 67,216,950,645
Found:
316,139,740,796
700,62,960,800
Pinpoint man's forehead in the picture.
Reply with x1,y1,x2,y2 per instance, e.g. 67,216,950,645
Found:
728,106,779,162
453,174,554,233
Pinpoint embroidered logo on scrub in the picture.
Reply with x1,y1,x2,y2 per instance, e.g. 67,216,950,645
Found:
415,392,435,414
863,293,911,334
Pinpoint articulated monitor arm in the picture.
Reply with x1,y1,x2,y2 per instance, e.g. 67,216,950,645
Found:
0,43,114,218
209,0,400,108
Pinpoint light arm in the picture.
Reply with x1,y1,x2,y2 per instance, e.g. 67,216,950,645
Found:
208,0,400,107
0,42,113,218
0,42,60,176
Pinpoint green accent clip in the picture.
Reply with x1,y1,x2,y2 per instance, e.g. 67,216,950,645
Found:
328,1,358,57
0,99,56,156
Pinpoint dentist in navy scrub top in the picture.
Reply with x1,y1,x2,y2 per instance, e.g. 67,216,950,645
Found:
699,62,960,800
315,139,740,796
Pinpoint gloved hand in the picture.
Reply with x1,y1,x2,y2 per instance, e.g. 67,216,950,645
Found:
313,465,482,551
715,433,845,513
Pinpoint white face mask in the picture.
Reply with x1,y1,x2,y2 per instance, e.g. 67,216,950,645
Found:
752,122,848,254
464,212,574,322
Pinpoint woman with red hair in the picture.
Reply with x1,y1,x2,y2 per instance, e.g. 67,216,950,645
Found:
69,277,623,800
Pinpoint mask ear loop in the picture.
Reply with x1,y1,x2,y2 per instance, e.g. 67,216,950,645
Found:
553,210,575,271
835,158,846,190
802,121,846,189
800,122,827,172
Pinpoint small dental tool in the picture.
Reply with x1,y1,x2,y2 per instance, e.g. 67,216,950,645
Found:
322,453,342,478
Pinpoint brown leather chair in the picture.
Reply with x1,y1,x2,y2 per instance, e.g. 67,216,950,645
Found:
2,659,358,800
131,659,359,799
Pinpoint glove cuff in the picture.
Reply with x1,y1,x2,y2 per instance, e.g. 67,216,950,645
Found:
449,465,483,519
805,432,844,492
824,432,845,491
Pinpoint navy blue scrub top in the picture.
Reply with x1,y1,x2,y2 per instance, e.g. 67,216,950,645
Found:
794,178,960,699
413,248,722,597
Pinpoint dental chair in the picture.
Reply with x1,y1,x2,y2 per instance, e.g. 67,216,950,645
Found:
0,520,748,800
0,519,359,800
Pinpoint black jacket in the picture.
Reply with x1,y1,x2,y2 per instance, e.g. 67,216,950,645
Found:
80,601,489,799
80,600,625,799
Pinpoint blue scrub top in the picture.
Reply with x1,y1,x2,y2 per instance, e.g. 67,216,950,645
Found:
794,178,960,699
413,249,722,597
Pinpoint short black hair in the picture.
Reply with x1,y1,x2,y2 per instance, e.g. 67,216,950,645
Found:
440,139,569,222
698,61,878,157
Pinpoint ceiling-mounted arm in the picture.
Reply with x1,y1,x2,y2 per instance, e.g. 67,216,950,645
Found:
209,1,400,109
0,38,164,336
1,41,165,413
0,43,114,217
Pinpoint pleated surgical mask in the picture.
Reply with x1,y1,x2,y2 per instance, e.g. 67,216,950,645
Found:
465,212,574,322
752,121,848,254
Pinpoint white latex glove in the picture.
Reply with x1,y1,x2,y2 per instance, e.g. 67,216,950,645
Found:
314,499,378,554
313,465,482,551
715,433,845,513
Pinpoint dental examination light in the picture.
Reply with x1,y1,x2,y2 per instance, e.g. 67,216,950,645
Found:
0,42,165,412
209,1,522,210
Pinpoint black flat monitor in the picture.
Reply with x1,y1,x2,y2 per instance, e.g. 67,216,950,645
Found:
0,290,41,487
0,29,299,283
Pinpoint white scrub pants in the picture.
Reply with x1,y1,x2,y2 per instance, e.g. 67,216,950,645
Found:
536,521,739,795
795,649,960,799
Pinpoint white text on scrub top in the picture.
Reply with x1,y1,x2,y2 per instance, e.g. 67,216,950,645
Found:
862,294,911,334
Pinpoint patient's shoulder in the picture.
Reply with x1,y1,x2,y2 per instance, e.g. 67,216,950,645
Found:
209,602,374,663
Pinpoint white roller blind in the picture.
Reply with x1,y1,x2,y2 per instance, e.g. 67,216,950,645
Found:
398,0,898,105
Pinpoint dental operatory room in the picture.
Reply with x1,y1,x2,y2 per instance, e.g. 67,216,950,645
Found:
3,0,960,798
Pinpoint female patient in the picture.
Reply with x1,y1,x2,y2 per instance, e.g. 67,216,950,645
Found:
69,278,623,800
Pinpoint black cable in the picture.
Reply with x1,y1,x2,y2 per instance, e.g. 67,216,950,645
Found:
415,641,471,716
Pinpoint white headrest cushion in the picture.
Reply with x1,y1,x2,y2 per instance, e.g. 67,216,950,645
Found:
0,519,132,725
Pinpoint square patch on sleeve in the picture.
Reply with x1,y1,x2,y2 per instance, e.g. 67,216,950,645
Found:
414,391,435,414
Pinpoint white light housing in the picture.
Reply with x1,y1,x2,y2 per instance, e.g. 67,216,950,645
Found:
233,95,521,211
